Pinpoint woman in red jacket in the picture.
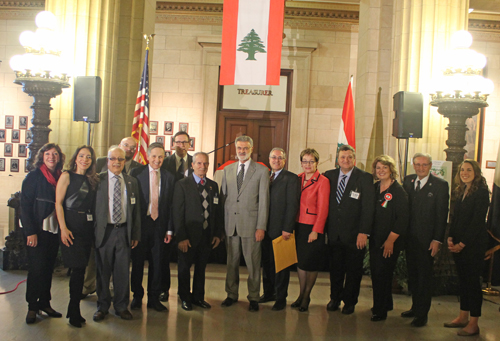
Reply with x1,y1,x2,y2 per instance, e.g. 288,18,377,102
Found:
292,148,330,312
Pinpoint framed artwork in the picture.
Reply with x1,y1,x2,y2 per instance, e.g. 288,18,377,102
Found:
0,129,5,142
25,159,29,173
4,143,13,157
19,116,28,130
0,158,5,171
12,130,20,143
156,135,165,147
5,115,14,129
10,159,19,172
179,122,189,133
19,144,27,157
170,136,175,149
26,130,32,143
165,150,172,157
150,121,158,135
464,110,484,163
189,137,195,151
164,121,173,135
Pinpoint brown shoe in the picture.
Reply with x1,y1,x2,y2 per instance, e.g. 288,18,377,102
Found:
93,310,107,322
26,310,37,324
444,321,468,328
115,309,133,320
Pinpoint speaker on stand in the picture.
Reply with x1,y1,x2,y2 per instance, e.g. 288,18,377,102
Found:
73,76,102,145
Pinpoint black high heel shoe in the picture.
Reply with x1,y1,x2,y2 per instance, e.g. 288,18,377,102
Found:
299,298,310,312
39,306,62,318
291,296,303,308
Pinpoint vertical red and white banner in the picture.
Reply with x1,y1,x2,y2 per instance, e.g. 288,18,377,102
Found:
220,0,284,85
131,49,150,165
337,77,356,150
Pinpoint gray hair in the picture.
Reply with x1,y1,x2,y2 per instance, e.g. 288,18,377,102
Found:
107,145,125,157
235,135,253,147
412,153,432,164
269,147,287,159
193,152,209,162
147,142,165,155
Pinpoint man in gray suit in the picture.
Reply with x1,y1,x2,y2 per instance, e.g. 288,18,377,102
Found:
220,136,270,312
93,147,141,322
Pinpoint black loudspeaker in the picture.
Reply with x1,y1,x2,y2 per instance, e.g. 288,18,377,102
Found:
73,76,102,123
392,91,423,139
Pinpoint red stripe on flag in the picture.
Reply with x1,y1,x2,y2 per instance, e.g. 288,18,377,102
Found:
266,0,284,85
220,0,239,85
342,82,356,149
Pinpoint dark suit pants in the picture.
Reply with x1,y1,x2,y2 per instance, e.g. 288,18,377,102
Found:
406,240,434,318
328,240,365,306
261,233,290,300
96,226,131,313
177,229,212,303
25,231,59,311
454,249,484,317
160,237,172,295
131,217,164,301
370,246,401,316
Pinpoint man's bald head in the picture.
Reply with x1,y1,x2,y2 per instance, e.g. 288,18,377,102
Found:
119,137,137,161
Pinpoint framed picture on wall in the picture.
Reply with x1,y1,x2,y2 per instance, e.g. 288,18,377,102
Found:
19,116,28,130
0,129,5,142
10,159,19,172
165,150,172,157
170,136,175,149
4,143,13,157
25,159,29,173
164,121,173,135
188,137,195,151
0,158,5,171
156,136,165,147
179,122,189,133
150,121,158,135
19,144,27,157
26,130,32,143
5,116,14,129
12,130,20,143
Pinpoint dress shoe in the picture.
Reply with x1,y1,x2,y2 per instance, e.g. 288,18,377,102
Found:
181,301,193,311
272,299,286,311
39,306,63,318
258,294,276,304
147,300,167,312
326,300,340,312
457,328,479,336
115,310,133,320
93,310,107,322
80,290,95,300
130,298,142,310
221,297,236,307
192,300,211,309
69,317,82,328
342,305,355,315
159,291,169,302
401,309,415,318
411,316,428,327
248,301,259,312
299,298,310,312
444,321,468,328
371,314,387,322
26,310,37,324
291,296,303,308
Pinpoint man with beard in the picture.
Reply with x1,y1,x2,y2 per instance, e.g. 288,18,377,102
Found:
220,135,269,312
96,137,141,175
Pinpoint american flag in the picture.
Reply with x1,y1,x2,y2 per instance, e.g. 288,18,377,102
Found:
132,49,150,164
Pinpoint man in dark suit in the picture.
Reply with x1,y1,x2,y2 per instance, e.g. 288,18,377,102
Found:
402,153,449,327
259,148,300,311
173,152,224,311
93,147,141,322
324,144,375,315
129,143,175,312
95,137,141,174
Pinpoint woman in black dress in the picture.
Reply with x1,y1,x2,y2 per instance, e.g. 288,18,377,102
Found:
369,155,409,322
55,146,98,327
445,160,490,336
21,143,65,324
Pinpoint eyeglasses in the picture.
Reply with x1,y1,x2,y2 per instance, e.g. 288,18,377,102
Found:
174,141,190,144
414,163,430,167
108,157,125,162
301,161,316,165
121,143,136,150
270,156,285,161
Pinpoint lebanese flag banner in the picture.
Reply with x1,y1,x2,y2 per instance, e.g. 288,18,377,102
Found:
337,77,356,150
220,0,284,85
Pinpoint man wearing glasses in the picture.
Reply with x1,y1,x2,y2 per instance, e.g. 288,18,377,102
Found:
95,137,141,175
401,153,449,327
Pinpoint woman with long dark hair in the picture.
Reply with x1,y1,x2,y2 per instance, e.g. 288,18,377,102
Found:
55,146,98,327
20,143,65,324
445,160,490,336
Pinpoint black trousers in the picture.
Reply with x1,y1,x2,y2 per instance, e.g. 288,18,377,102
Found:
161,236,172,295
370,245,401,316
131,217,165,300
454,248,484,317
25,231,59,311
68,267,85,315
406,240,434,318
177,229,212,303
328,240,365,306
261,232,290,301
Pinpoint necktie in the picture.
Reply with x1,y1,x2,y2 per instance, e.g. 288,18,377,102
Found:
178,158,185,179
336,175,347,204
270,172,275,183
237,164,245,193
112,175,122,223
200,181,209,229
151,170,159,220
416,180,421,192
200,178,205,186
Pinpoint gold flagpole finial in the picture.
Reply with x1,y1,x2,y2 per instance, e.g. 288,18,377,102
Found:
143,34,156,50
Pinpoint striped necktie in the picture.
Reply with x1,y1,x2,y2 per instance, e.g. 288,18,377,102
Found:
237,164,244,193
336,175,347,204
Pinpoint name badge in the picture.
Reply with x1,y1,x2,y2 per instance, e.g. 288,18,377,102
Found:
87,214,93,221
131,197,136,205
350,191,360,200
213,197,219,205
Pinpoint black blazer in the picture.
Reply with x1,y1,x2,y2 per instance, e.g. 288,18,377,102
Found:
131,165,175,237
449,186,490,251
20,168,57,237
371,181,409,249
403,173,449,244
161,153,193,182
324,167,375,245
267,169,301,240
172,175,224,248
95,156,141,174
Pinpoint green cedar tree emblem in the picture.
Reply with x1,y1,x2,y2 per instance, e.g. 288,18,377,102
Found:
237,29,266,61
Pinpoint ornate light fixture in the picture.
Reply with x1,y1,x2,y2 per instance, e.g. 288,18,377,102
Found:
430,30,493,178
9,11,70,170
